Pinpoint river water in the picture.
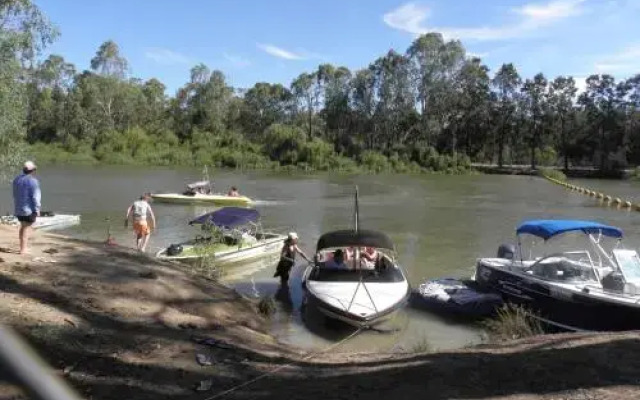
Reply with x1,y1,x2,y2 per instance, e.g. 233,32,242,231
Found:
2,165,640,352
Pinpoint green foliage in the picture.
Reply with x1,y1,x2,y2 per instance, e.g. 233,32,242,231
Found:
539,167,567,181
482,303,543,342
11,4,640,175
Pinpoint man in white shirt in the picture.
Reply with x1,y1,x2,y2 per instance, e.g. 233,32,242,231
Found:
124,193,156,252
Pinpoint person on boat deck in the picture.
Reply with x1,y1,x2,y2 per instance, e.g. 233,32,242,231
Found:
325,249,349,269
124,193,157,253
227,186,240,197
360,246,379,269
274,232,311,285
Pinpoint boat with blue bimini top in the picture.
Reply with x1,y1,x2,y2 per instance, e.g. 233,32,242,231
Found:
301,187,411,328
156,207,286,267
473,219,640,331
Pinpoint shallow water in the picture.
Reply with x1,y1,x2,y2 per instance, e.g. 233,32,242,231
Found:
3,166,640,352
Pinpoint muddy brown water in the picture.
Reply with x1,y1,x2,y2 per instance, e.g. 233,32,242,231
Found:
3,165,640,352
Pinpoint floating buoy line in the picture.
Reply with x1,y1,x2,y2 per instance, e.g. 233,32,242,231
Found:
543,175,639,211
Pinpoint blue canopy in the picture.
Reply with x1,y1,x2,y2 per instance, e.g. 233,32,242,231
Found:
189,207,259,228
516,219,623,240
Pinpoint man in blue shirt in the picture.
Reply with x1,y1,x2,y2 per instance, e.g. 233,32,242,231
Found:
12,161,41,255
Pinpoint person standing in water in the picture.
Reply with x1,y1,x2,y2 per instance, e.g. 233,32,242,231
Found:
274,232,310,286
124,193,156,252
12,161,41,255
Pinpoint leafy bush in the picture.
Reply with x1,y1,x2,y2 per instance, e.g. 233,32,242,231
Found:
482,303,543,342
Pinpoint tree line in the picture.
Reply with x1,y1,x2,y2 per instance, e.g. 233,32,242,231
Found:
2,0,640,174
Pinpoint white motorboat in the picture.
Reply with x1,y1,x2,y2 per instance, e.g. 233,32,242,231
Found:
1,212,81,231
156,207,286,268
150,167,253,206
301,188,411,328
474,219,640,331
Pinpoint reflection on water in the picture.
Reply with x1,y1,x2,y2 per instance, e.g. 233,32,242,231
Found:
4,166,640,351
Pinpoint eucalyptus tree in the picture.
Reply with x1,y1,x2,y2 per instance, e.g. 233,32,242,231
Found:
548,76,578,170
90,40,128,79
319,65,352,145
241,82,293,136
521,73,549,169
455,58,491,157
578,75,621,171
291,71,319,137
369,50,415,152
491,63,521,167
407,32,466,147
0,0,57,175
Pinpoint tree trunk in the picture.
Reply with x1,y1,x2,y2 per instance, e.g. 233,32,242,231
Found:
497,126,504,168
561,117,569,171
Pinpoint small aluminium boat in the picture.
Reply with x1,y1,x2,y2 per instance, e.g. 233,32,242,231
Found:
1,212,81,231
156,207,286,267
301,187,411,328
474,219,640,331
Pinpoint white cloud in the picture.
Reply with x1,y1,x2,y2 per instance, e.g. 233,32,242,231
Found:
257,43,304,60
515,0,585,21
467,51,489,59
593,44,640,75
383,0,586,41
224,53,251,68
144,48,191,65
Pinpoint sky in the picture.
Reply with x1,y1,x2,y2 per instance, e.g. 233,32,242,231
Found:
36,0,640,95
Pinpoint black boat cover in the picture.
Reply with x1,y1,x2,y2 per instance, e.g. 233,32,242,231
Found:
316,229,394,251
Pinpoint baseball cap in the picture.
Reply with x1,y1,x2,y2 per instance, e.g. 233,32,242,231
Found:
23,161,37,171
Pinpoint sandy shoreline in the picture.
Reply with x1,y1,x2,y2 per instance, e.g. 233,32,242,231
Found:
1,225,640,399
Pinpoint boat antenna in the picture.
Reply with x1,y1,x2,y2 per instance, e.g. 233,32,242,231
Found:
354,185,359,233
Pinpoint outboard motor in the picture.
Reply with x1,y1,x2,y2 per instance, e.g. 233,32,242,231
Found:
497,244,516,260
166,244,183,256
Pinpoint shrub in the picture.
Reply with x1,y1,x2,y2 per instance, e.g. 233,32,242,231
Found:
482,303,543,342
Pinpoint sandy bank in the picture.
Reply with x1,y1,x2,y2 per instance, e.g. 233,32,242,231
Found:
1,225,640,399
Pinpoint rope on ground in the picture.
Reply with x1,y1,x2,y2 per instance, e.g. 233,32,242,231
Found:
201,327,364,400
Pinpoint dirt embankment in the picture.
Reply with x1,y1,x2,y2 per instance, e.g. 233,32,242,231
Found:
1,225,640,399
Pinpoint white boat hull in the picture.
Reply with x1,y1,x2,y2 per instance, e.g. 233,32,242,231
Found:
303,268,411,328
156,235,286,267
1,214,81,231
150,193,253,206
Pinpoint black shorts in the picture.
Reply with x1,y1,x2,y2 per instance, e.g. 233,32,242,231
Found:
17,213,37,224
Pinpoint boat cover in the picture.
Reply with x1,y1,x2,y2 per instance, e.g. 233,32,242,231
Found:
189,207,259,228
187,180,211,189
316,229,394,251
516,220,623,240
417,278,503,316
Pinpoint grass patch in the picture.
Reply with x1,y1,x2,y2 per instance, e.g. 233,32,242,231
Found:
407,336,433,353
257,295,276,317
482,303,543,342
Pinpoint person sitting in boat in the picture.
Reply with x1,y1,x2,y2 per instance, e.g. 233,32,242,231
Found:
227,186,240,197
325,249,349,270
360,246,379,269
274,232,311,285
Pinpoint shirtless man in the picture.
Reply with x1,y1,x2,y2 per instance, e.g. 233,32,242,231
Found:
124,193,156,252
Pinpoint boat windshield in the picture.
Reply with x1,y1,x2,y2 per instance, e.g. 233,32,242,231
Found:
310,247,404,283
613,249,640,282
525,251,600,283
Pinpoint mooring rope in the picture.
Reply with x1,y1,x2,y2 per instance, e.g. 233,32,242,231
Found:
201,327,364,400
